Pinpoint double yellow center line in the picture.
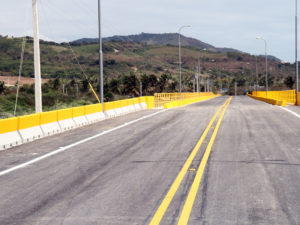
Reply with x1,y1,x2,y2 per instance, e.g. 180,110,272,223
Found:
149,97,232,225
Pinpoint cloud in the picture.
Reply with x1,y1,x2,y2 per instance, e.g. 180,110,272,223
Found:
0,0,297,62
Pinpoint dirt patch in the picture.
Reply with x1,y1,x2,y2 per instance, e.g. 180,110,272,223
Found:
0,76,50,86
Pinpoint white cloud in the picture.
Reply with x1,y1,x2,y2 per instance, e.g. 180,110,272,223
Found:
0,0,297,62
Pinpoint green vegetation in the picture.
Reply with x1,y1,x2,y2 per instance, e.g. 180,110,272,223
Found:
0,35,297,117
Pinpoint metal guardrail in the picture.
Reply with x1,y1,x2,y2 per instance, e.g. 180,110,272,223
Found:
154,92,214,107
252,90,296,104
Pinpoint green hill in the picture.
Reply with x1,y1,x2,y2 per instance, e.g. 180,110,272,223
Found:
0,35,296,117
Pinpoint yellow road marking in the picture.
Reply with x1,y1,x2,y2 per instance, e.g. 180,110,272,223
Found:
177,97,232,225
148,98,230,225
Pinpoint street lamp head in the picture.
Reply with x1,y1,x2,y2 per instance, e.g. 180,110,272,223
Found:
179,25,191,32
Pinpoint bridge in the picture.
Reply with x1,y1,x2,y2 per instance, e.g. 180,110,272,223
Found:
0,92,299,225
0,1,300,224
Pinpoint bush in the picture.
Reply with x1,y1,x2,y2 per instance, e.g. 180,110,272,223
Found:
284,76,294,89
0,81,5,94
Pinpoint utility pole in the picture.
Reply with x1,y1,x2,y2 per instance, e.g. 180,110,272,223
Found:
193,75,195,92
256,37,268,96
76,84,79,97
196,67,199,92
264,41,268,94
296,0,299,104
198,59,201,92
98,0,104,111
235,82,237,97
255,55,258,92
140,80,143,96
32,0,42,113
178,25,191,97
207,79,210,92
220,78,223,95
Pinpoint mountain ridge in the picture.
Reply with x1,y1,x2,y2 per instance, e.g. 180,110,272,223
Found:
72,33,282,62
72,32,240,53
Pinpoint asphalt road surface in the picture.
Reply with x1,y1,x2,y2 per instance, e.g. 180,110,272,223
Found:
0,96,299,225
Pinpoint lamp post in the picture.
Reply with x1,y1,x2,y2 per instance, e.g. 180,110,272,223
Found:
296,0,299,104
255,55,258,93
178,25,191,97
245,62,251,91
32,0,42,113
198,48,206,92
256,37,268,96
98,0,104,111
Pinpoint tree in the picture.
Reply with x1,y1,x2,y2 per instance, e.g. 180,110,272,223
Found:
70,79,76,87
157,74,170,92
53,78,60,90
122,73,138,95
284,76,295,89
109,78,120,94
0,81,5,94
81,79,89,92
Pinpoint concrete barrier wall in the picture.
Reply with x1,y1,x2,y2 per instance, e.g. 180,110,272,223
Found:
0,117,22,149
145,96,155,109
247,94,286,106
18,114,44,143
40,111,60,136
252,90,296,104
298,93,300,106
0,97,151,151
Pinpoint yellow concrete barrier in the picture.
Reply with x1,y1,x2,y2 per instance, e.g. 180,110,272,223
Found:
139,97,146,103
298,93,300,106
128,99,135,106
247,94,286,106
40,111,58,125
57,108,73,121
145,96,155,109
85,104,102,115
0,96,156,150
72,106,86,118
133,98,139,105
18,114,41,130
0,117,19,134
104,101,115,111
252,90,296,104
0,95,165,139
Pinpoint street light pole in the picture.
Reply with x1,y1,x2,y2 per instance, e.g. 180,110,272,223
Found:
255,55,258,93
256,37,268,96
98,0,104,111
198,48,206,93
196,67,199,92
296,0,299,104
178,25,191,97
32,0,42,113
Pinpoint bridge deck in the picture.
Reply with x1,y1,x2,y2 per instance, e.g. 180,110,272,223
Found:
0,96,299,225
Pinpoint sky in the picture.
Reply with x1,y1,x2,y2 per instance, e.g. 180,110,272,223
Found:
0,0,297,62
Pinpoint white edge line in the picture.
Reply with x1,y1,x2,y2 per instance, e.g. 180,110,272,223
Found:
0,109,167,177
279,106,300,118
